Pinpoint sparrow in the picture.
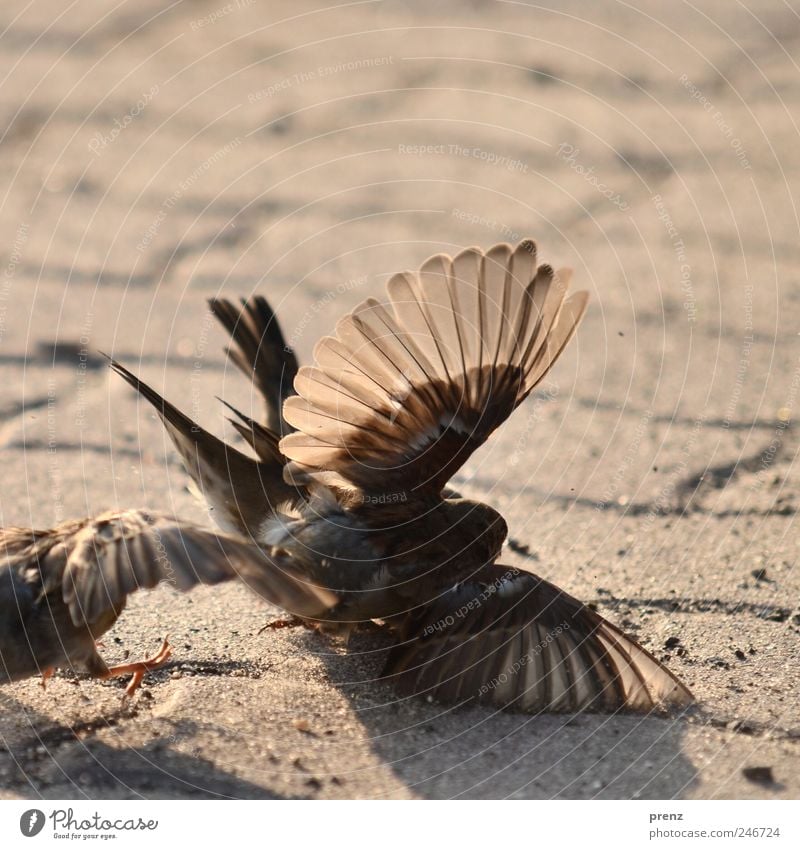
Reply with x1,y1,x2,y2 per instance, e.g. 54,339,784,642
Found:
0,510,335,695
111,238,693,712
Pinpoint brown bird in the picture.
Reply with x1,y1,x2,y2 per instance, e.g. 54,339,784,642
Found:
0,513,334,695
3,239,693,712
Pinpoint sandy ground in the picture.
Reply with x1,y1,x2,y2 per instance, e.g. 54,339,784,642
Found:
0,0,798,799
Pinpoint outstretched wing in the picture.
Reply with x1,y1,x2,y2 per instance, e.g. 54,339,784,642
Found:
26,510,337,627
382,565,693,713
209,296,299,435
280,240,588,497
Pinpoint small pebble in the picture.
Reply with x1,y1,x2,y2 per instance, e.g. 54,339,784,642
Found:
742,766,776,786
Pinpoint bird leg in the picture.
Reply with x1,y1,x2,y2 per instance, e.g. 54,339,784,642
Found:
40,667,54,689
101,636,172,698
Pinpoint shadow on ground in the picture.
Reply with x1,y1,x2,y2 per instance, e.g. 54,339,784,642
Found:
303,630,699,799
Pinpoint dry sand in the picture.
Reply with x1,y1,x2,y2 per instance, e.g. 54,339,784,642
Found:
0,0,798,799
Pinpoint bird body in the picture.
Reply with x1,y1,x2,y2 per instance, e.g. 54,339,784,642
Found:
0,516,154,688
0,529,113,683
258,495,507,625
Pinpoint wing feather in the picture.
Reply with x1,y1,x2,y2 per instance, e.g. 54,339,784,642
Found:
208,296,299,434
58,510,336,627
281,240,589,497
383,565,693,714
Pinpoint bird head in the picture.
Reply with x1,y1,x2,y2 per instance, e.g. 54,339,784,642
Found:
443,498,508,566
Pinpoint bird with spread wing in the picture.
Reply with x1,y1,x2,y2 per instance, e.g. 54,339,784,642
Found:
0,239,692,712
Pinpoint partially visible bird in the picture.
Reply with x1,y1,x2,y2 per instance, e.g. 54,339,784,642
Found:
2,239,694,713
0,512,335,695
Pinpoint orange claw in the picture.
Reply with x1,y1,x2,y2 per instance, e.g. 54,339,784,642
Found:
103,636,172,699
259,615,306,633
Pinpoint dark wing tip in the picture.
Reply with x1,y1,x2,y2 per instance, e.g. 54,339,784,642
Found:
105,355,141,390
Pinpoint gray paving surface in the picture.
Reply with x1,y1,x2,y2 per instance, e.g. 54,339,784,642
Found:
0,0,798,799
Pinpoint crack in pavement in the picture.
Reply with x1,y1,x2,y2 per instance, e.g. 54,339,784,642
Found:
594,594,800,627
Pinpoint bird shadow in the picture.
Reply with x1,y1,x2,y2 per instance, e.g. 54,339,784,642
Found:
297,628,699,799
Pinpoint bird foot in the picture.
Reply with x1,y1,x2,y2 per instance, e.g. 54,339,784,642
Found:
259,615,311,633
39,667,54,689
103,636,172,699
